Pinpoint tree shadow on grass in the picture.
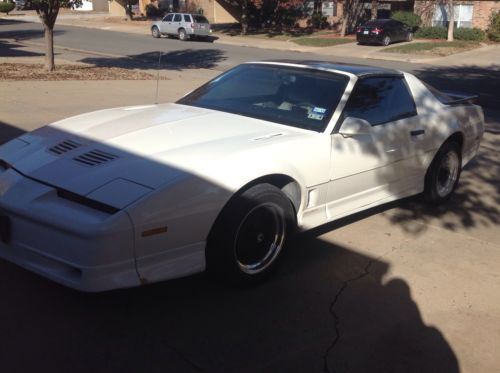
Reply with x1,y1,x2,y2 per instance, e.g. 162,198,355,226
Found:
80,49,227,71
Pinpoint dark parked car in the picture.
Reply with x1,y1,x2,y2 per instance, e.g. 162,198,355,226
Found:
356,19,412,46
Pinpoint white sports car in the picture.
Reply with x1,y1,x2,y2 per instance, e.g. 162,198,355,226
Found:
0,61,484,291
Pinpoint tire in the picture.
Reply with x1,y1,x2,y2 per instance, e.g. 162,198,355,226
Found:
151,26,161,39
407,32,413,42
178,28,188,41
206,184,295,284
424,141,462,204
382,35,391,46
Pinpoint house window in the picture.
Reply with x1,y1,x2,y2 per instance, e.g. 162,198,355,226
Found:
432,4,473,29
322,1,337,17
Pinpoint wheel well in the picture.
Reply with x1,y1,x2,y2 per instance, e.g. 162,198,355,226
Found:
447,132,464,151
238,175,302,215
425,131,464,182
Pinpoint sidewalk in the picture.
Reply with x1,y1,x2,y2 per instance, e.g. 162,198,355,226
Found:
3,11,500,66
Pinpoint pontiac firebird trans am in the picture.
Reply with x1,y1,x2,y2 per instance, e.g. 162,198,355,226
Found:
0,61,484,291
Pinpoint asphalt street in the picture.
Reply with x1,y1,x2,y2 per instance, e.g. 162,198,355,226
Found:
1,19,419,71
1,18,499,373
2,19,499,109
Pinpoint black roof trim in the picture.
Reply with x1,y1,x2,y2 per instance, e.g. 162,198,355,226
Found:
255,60,403,78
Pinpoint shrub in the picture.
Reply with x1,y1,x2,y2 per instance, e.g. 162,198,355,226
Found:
415,26,447,39
391,11,421,30
145,3,164,19
487,10,500,42
0,1,15,14
454,27,486,41
311,13,328,29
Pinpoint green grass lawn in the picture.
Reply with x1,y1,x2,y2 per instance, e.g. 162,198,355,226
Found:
383,41,480,56
292,37,354,47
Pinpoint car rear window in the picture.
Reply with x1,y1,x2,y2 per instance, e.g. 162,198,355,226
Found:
178,64,349,132
364,20,389,27
184,14,191,22
193,15,209,23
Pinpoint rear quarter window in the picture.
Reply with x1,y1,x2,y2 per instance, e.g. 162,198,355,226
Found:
193,15,209,23
344,77,417,126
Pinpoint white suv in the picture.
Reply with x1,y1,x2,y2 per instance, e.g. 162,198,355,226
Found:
151,13,211,41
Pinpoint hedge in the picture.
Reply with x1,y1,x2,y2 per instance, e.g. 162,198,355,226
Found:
487,10,500,42
0,2,15,14
415,26,486,41
415,26,447,39
391,11,422,30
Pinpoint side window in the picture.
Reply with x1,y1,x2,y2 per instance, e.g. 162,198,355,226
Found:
164,14,173,22
173,14,182,22
184,14,191,22
344,77,416,126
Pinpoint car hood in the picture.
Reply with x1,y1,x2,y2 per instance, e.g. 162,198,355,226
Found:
1,103,308,200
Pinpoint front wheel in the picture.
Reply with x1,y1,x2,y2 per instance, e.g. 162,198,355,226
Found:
406,32,413,42
206,184,295,284
424,141,462,204
151,26,160,38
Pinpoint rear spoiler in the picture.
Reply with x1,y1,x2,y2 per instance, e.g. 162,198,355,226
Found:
442,91,479,106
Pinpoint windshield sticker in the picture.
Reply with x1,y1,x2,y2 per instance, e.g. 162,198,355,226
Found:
308,113,324,121
313,107,327,114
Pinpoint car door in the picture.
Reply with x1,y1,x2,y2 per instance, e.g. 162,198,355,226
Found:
161,13,174,34
326,76,421,220
172,13,182,33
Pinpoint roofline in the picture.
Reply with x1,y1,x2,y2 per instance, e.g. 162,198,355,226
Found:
246,60,403,78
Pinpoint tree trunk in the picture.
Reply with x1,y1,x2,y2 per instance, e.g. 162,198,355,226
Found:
371,0,377,20
340,16,347,37
44,26,55,72
126,1,134,21
447,0,454,42
241,0,248,35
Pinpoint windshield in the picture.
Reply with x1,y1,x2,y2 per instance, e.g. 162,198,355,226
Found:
177,64,349,132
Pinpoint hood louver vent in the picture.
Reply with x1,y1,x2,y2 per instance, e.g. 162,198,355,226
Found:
73,150,119,167
48,139,82,155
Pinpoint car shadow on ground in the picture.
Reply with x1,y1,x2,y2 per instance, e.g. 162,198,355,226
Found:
80,49,227,71
0,232,460,373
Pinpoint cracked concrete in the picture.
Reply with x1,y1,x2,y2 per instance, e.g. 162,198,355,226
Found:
323,260,373,373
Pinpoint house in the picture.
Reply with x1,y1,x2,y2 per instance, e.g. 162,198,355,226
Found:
414,1,500,30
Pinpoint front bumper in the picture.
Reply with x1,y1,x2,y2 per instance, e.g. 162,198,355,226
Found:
0,168,139,292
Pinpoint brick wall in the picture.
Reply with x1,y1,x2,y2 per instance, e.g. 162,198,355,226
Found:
414,0,500,30
472,0,500,29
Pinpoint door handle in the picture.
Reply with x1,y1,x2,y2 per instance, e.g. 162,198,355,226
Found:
410,129,425,136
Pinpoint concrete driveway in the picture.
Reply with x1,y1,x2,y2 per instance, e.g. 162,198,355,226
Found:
0,70,499,372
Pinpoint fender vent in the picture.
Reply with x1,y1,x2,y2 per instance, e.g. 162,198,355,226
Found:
48,140,82,155
73,150,119,167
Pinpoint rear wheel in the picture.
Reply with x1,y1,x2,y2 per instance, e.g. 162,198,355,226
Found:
424,141,462,204
178,28,188,41
406,32,413,42
151,26,161,38
206,184,295,284
382,35,391,46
